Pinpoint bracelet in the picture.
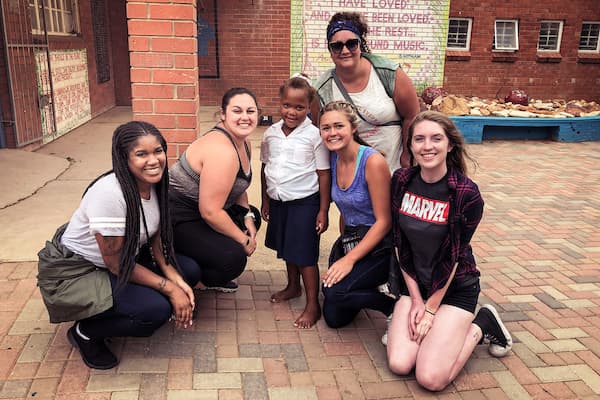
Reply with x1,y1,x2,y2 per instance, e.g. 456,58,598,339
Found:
425,308,436,316
244,210,255,220
158,278,167,290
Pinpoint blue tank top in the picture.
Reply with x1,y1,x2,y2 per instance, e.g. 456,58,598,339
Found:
331,145,376,226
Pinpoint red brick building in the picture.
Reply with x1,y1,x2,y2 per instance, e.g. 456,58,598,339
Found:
0,0,598,155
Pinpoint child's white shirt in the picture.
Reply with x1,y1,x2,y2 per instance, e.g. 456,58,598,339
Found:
260,118,329,202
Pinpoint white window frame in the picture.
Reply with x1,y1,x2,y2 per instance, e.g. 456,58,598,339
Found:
29,0,80,36
579,22,600,53
538,20,563,52
447,18,472,51
494,19,519,51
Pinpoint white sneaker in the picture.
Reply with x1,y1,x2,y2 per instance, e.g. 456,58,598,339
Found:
381,313,393,346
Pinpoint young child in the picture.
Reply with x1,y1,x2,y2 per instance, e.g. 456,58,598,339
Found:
260,73,331,329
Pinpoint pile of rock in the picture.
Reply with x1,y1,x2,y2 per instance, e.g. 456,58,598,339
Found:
427,95,600,118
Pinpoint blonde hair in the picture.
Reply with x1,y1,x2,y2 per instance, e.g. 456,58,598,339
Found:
320,101,371,147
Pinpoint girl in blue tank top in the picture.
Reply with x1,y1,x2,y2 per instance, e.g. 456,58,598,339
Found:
319,101,395,329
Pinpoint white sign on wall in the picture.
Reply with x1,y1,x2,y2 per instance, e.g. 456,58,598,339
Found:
35,49,92,141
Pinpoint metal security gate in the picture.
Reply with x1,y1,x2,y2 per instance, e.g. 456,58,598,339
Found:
1,0,56,147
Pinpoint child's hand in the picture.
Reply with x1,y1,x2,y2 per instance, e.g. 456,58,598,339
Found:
261,203,270,222
315,211,328,234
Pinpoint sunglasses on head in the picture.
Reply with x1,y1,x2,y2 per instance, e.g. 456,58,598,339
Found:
328,38,361,54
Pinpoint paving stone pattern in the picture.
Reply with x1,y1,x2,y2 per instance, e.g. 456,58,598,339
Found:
1,141,600,399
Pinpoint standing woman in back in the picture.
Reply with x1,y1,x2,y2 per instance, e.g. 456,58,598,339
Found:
313,11,421,170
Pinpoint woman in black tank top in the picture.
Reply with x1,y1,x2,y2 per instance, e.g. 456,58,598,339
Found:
168,88,262,292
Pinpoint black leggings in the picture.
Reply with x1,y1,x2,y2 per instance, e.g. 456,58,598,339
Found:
173,207,260,286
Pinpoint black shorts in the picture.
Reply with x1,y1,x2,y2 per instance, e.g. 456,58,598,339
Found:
400,279,480,314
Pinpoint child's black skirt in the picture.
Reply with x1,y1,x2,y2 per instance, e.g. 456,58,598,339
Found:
265,192,320,267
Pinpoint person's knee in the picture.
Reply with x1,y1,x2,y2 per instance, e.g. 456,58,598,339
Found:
323,309,344,329
322,299,349,329
387,352,414,376
322,286,347,303
220,248,247,281
131,296,172,337
176,254,202,286
322,289,348,328
415,367,450,392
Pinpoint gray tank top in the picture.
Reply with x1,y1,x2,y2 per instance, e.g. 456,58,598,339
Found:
169,126,252,224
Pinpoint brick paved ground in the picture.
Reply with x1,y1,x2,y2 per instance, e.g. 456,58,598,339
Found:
1,140,599,399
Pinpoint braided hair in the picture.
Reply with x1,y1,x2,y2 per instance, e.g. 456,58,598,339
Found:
84,121,177,289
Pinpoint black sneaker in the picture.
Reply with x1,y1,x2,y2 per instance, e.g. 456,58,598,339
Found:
473,304,513,357
200,281,238,293
67,325,118,369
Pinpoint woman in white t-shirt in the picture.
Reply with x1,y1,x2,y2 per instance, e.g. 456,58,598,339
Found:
38,121,200,370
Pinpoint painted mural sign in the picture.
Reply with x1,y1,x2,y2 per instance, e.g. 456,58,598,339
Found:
290,0,450,91
35,49,91,141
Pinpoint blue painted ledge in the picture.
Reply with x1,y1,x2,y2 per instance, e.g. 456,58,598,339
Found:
449,116,600,143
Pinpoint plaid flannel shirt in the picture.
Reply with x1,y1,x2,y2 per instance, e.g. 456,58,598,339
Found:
391,167,484,297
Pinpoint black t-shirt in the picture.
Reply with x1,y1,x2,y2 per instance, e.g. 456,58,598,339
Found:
396,173,450,288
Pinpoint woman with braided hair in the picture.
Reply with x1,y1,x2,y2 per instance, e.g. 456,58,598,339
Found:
38,121,201,369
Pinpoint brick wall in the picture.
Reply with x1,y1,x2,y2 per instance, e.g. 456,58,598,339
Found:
128,0,200,163
198,0,291,118
200,1,598,111
444,0,600,101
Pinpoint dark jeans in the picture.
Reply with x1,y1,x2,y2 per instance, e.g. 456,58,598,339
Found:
78,254,201,339
322,248,395,328
172,206,260,286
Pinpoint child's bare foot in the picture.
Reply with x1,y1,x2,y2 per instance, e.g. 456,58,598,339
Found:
270,286,301,303
293,303,321,329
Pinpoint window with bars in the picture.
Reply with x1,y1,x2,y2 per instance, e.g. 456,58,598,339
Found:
579,22,600,52
447,18,472,50
29,0,79,35
538,21,563,51
493,20,519,51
